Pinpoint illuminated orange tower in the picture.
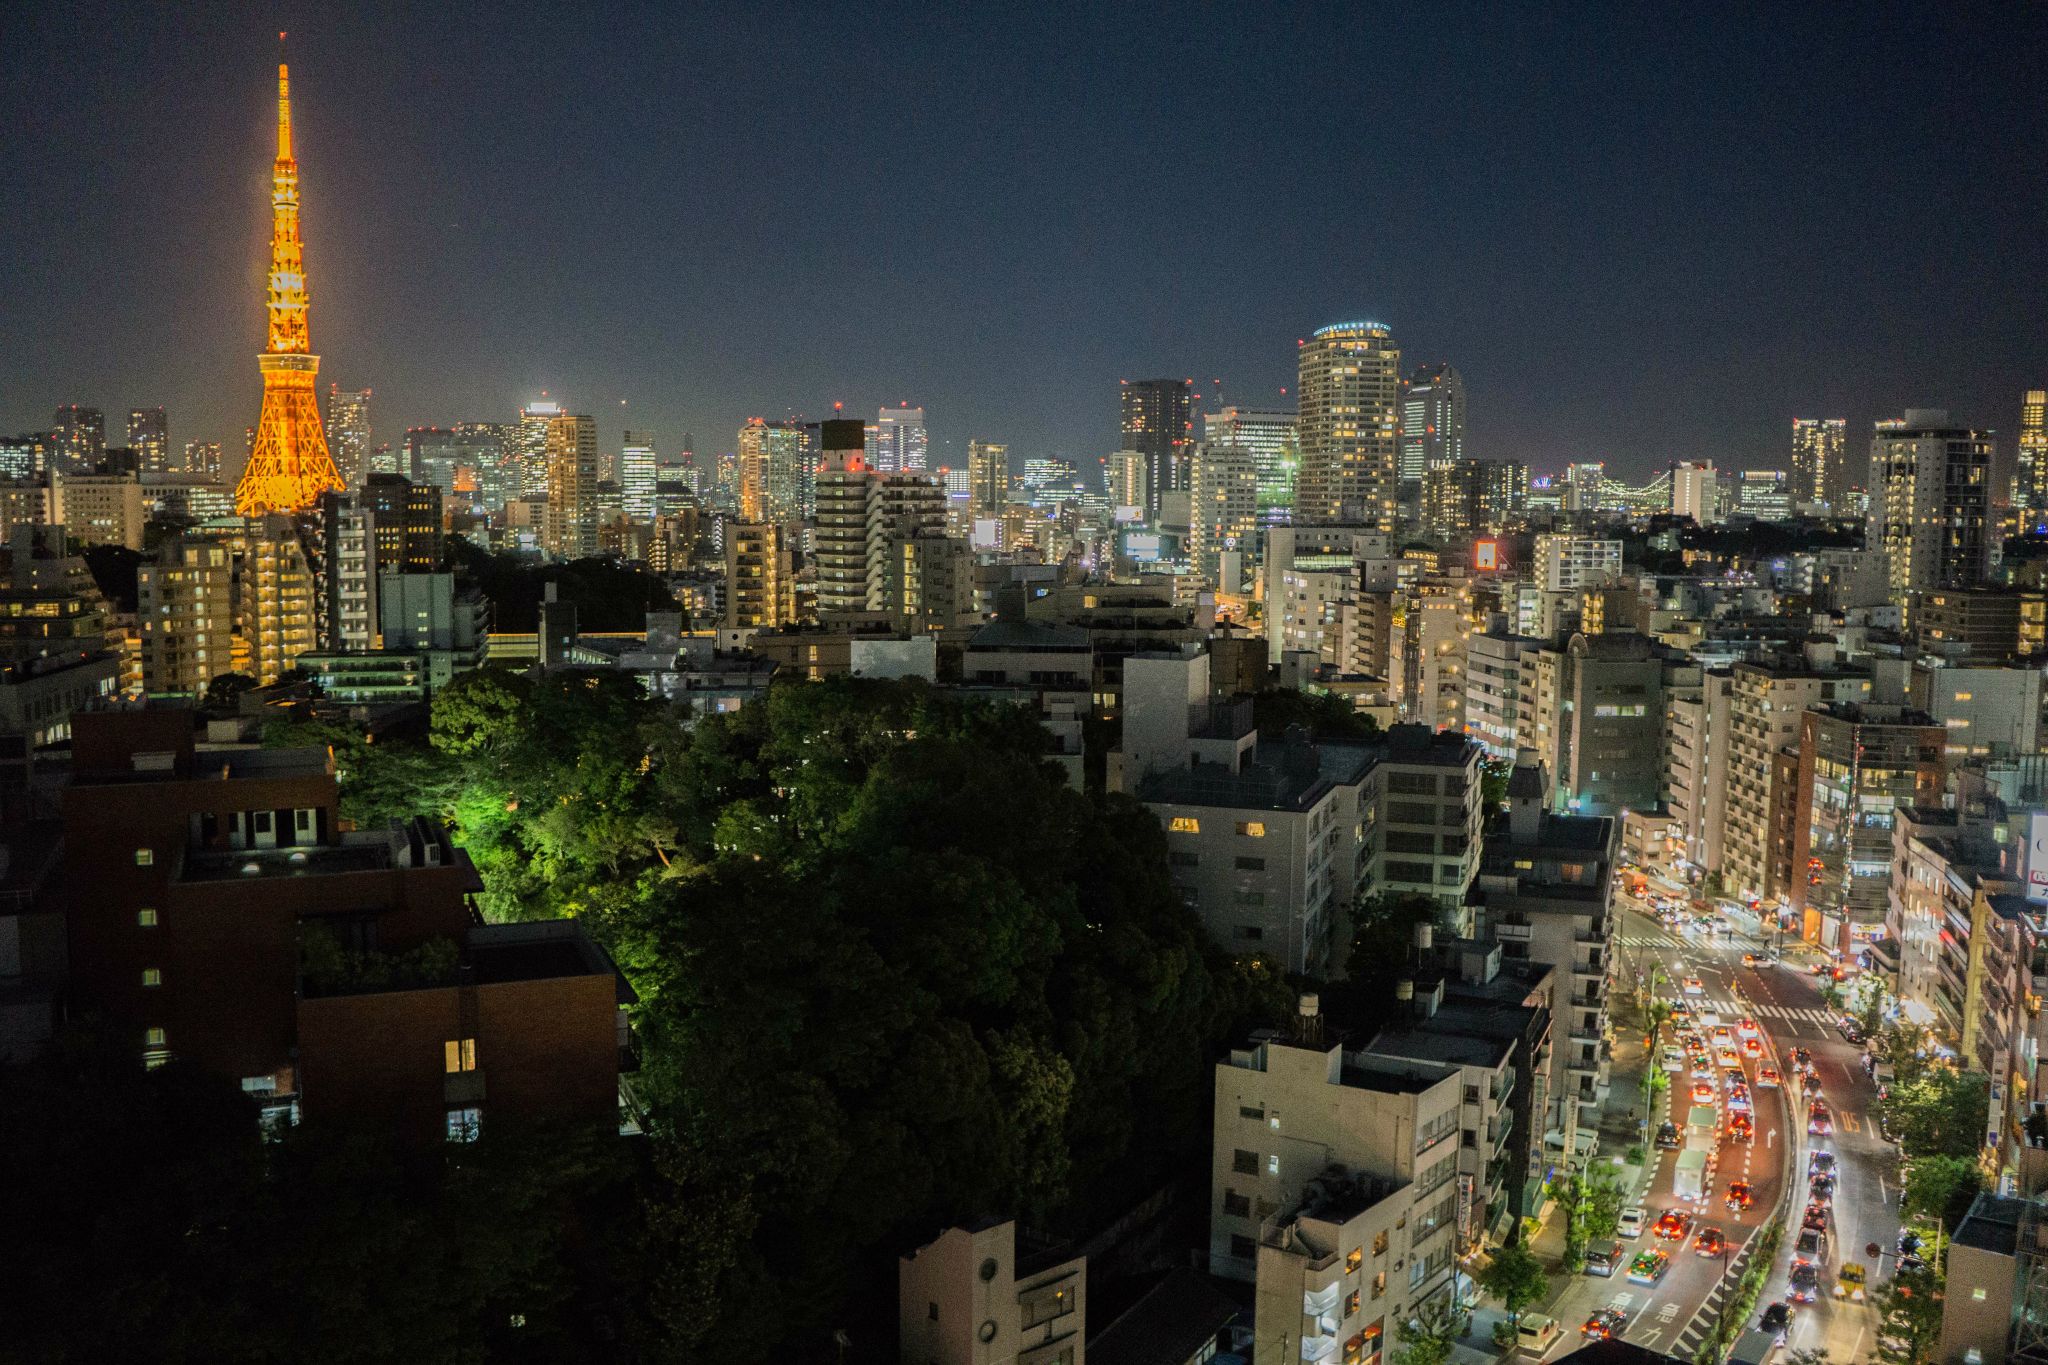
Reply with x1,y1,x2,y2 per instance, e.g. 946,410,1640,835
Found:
235,40,345,516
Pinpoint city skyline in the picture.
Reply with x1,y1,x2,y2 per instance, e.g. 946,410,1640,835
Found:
2,5,2045,479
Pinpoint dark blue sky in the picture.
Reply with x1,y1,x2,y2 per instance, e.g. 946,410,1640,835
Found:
4,2,2044,480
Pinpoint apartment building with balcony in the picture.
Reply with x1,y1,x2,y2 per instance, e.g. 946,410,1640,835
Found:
1789,703,1947,953
1211,1004,1463,1285
1252,1169,1421,1365
1888,800,2009,1046
1375,724,1482,932
1462,628,1544,761
1472,755,1617,1168
1665,668,1732,876
1723,654,1871,908
60,710,630,1142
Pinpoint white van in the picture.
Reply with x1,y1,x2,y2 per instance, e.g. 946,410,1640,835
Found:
1516,1314,1564,1358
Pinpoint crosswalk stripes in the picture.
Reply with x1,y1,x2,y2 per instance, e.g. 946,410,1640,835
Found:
1678,996,1836,1028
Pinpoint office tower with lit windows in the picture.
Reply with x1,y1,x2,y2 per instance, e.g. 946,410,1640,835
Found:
1735,470,1793,521
405,425,503,500
1872,409,1992,607
1204,406,1299,524
1670,461,1718,524
1295,322,1400,528
1188,443,1259,588
736,418,805,523
179,441,223,479
1108,450,1149,514
1424,459,1526,544
362,472,443,574
0,434,51,479
516,401,562,496
873,407,928,474
1398,363,1464,493
814,419,875,616
2017,389,2048,532
51,406,105,473
541,413,598,560
126,407,169,473
1120,379,1193,521
138,540,236,696
1790,418,1845,510
967,440,1009,519
620,433,658,521
327,387,371,486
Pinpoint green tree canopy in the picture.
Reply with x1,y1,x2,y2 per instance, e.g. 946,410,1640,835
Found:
1477,1241,1549,1325
1902,1154,1985,1233
1886,1068,1990,1161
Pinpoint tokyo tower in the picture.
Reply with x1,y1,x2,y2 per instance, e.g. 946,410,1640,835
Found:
235,41,345,516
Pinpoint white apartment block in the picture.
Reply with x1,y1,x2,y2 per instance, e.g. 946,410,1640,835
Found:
1531,534,1621,594
1722,657,1870,906
899,1219,1085,1365
1463,630,1544,760
1664,669,1732,875
1375,725,1483,932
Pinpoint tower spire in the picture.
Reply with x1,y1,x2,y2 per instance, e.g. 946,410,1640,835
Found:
236,38,344,517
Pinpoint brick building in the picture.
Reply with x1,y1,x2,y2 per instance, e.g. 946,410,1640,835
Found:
61,710,630,1142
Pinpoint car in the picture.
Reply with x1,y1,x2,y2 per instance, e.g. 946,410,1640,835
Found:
1727,1114,1753,1142
1836,1017,1865,1044
1717,1047,1743,1069
1808,1102,1833,1136
1683,977,1705,995
1788,1262,1821,1302
1628,1249,1670,1284
1835,1263,1868,1302
1692,1080,1717,1105
1792,1047,1812,1069
1691,1053,1716,1078
1738,1017,1759,1038
1656,1121,1681,1151
1794,1227,1829,1264
1742,951,1759,967
1809,1151,1837,1179
1757,1065,1781,1088
1725,1181,1755,1211
1760,1301,1793,1338
1694,1226,1728,1256
1803,1206,1829,1235
1742,1035,1762,1055
1712,1026,1735,1045
1583,1308,1627,1339
1661,1045,1685,1071
1618,1206,1647,1239
1810,1172,1837,1199
1654,1209,1693,1240
1586,1240,1624,1277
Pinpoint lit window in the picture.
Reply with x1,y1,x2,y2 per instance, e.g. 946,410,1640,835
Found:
1169,816,1201,834
134,848,154,866
1267,1153,1280,1175
1236,821,1267,837
137,908,158,927
144,1027,166,1047
446,1107,481,1143
1955,692,1973,702
141,968,161,987
444,1038,477,1073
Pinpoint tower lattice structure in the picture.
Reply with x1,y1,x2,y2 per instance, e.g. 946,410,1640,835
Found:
235,49,345,517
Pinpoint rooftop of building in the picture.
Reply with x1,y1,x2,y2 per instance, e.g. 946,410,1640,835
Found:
1141,734,1376,814
1491,809,1614,855
1337,1059,1453,1095
1951,1192,2028,1258
182,820,478,888
965,618,1091,650
1085,1268,1240,1365
1383,723,1477,766
1363,1006,1520,1070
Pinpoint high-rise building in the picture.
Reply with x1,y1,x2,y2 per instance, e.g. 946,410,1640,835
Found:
516,401,562,497
873,406,928,474
326,387,371,486
364,472,444,573
814,420,874,617
314,491,378,653
1424,459,1526,544
723,522,795,631
138,540,235,696
1399,363,1465,493
2017,389,2048,532
619,432,658,521
405,425,503,500
1119,379,1193,521
1107,449,1149,514
1188,443,1259,588
0,434,52,479
541,413,598,560
51,406,105,473
243,515,320,685
126,407,169,474
1735,470,1793,521
235,55,345,517
1790,418,1845,511
1872,409,1993,608
735,418,805,524
1670,460,1718,524
1204,406,1300,523
180,441,224,479
1296,322,1400,528
967,439,1009,519
51,473,145,550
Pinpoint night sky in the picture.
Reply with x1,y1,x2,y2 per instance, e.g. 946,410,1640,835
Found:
4,2,2044,481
